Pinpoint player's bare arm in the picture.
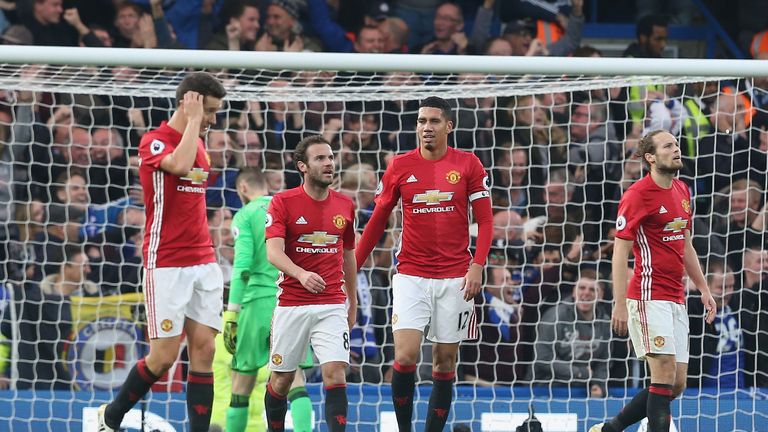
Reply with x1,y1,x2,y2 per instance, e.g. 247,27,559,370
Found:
611,237,633,336
266,237,326,293
461,263,483,301
160,91,205,175
343,248,358,331
683,231,716,324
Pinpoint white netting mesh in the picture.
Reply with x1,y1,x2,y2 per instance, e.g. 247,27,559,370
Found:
0,62,766,432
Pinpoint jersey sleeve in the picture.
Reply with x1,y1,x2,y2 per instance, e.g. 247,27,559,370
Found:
265,195,287,240
139,134,174,170
229,210,254,306
615,189,647,241
343,201,356,250
373,159,401,210
467,154,491,202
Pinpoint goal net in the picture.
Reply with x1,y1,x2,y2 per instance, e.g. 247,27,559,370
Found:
0,50,766,432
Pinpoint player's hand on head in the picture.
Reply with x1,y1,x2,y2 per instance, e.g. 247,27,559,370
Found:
611,303,628,336
181,91,204,122
298,270,326,294
461,263,483,301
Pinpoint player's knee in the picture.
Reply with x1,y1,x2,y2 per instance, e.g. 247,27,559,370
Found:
394,348,419,366
146,352,177,375
189,337,216,365
270,371,295,395
321,362,347,386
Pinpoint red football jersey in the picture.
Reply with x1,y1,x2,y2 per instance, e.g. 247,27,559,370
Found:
266,186,356,307
375,147,490,278
615,174,693,304
139,122,216,269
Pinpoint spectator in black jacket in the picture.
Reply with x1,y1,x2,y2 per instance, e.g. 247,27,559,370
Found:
1,244,90,390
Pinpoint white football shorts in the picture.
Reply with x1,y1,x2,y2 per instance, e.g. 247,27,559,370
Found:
391,273,477,343
143,262,224,339
269,303,349,372
627,299,689,363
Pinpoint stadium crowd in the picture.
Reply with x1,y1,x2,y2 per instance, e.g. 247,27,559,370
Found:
0,0,766,400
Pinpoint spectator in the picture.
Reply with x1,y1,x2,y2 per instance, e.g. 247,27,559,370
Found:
733,246,768,388
32,203,84,281
484,36,513,56
697,92,752,197
528,268,610,397
203,0,260,51
393,0,440,49
710,179,764,270
18,0,78,46
636,0,693,25
688,262,744,389
1,244,90,389
491,209,527,266
115,1,158,48
257,0,319,52
380,16,409,53
460,264,521,385
206,129,242,210
623,14,668,58
501,0,583,57
415,1,472,55
232,127,264,168
61,7,107,47
306,0,390,53
89,127,132,204
568,99,622,237
207,206,234,283
491,145,531,215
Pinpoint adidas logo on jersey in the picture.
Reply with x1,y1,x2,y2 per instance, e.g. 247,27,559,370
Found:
659,206,668,214
296,216,308,225
406,174,418,183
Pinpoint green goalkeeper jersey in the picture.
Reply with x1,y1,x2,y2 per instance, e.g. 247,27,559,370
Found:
229,196,279,305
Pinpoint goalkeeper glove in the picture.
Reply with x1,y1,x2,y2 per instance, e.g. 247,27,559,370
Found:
223,310,239,355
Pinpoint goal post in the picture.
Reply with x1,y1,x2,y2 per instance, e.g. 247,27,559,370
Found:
0,47,766,432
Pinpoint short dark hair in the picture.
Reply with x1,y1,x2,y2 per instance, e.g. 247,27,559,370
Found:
220,0,259,22
293,135,331,171
572,45,602,57
236,166,267,189
636,14,668,39
634,129,668,170
175,72,227,107
419,96,453,122
63,244,85,267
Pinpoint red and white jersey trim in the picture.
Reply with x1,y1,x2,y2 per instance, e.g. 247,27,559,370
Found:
147,171,165,269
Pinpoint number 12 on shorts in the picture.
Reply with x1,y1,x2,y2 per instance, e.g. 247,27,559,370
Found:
457,311,470,331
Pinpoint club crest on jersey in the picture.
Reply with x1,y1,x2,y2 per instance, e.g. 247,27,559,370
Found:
332,214,346,229
654,336,665,348
446,170,461,184
149,139,165,155
181,167,209,185
271,354,283,366
681,199,690,214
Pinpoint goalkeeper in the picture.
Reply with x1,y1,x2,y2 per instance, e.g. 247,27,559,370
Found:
222,167,313,432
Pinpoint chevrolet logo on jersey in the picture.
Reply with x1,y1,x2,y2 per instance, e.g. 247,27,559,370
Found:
297,231,339,254
412,190,454,205
298,231,339,246
663,217,688,233
181,167,209,185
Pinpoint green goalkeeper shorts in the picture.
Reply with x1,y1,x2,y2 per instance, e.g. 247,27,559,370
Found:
231,297,313,374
